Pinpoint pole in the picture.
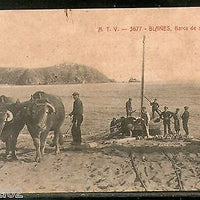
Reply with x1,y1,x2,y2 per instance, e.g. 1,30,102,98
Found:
141,35,145,117
144,95,151,103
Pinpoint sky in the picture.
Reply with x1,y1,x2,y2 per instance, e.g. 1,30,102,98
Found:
0,8,200,83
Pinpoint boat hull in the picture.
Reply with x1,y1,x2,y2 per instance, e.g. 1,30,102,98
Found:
132,121,162,137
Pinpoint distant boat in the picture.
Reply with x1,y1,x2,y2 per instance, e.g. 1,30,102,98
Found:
128,77,140,83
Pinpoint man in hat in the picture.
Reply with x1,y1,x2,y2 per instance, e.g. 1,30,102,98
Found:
181,106,189,137
173,108,181,136
69,92,83,145
126,98,133,117
150,98,160,119
141,106,151,138
160,106,173,137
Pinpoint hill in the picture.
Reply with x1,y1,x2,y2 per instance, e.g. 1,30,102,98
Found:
0,63,114,85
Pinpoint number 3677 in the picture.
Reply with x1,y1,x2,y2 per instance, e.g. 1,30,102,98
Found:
130,26,142,31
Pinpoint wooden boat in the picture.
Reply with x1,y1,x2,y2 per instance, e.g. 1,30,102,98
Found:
128,77,140,83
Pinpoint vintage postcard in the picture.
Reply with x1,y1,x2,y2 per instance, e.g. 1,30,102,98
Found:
0,8,199,196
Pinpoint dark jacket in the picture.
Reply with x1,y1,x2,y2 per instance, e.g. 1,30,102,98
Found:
181,111,189,123
173,112,180,131
126,101,132,113
150,102,159,111
160,111,173,122
173,112,180,122
70,98,83,118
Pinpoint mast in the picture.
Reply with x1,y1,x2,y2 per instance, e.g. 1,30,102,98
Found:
140,35,145,116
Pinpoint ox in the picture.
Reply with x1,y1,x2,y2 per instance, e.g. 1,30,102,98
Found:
0,92,65,162
22,91,65,162
0,96,25,159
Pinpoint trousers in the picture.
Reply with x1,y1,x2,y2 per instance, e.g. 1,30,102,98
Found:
143,124,150,137
71,115,83,144
152,109,160,119
174,120,180,133
183,121,189,135
163,121,171,135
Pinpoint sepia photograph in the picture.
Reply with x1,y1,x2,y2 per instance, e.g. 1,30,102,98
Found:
0,8,199,196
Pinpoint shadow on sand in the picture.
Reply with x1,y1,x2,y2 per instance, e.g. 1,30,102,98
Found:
1,139,199,163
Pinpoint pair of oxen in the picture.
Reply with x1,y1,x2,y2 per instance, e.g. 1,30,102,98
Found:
0,91,65,162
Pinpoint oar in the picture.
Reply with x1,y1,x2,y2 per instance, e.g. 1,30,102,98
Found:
144,95,174,124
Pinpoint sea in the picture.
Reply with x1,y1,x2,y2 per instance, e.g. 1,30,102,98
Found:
0,82,199,139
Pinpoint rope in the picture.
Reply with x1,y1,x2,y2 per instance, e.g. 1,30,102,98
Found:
129,150,147,191
162,151,184,191
64,115,73,137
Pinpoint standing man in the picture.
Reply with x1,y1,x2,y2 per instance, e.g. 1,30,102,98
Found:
126,98,132,117
141,106,151,139
160,106,173,137
150,98,160,119
181,106,189,137
69,92,83,145
173,108,180,136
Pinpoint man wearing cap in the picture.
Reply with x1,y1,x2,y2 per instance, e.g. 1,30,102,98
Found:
69,92,83,145
126,98,133,117
181,106,189,137
150,98,160,119
141,106,152,138
173,108,181,135
160,106,173,137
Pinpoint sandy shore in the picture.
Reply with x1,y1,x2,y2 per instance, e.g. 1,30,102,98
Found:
0,133,199,193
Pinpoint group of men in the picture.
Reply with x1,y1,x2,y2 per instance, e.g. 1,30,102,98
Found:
160,105,190,137
126,98,190,138
67,93,190,145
